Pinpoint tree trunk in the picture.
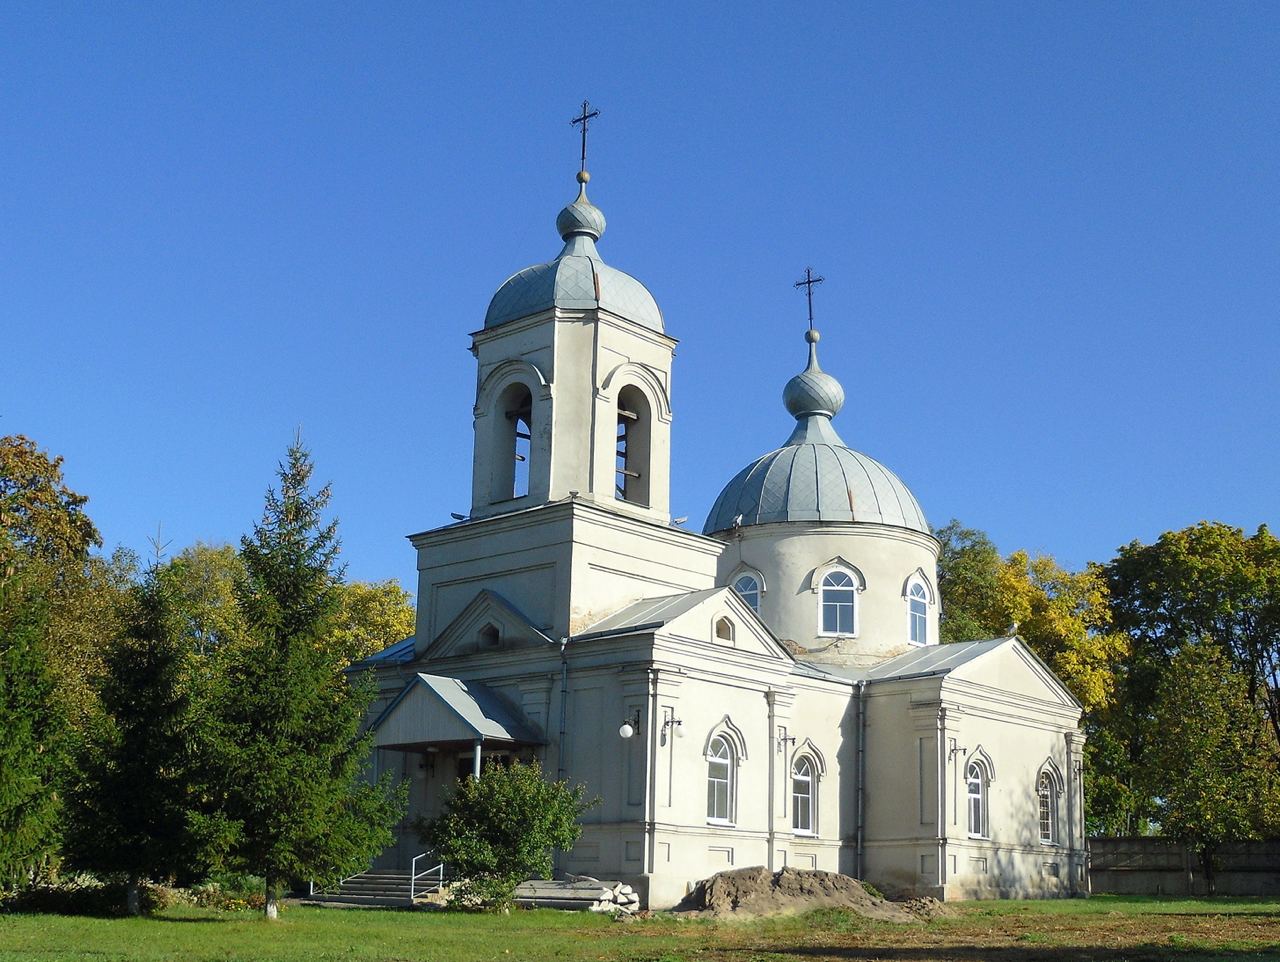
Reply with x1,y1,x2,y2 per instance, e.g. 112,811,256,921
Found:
265,878,279,920
126,877,141,916
1199,846,1217,897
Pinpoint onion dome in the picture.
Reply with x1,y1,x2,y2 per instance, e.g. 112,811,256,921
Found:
703,330,928,535
484,170,663,331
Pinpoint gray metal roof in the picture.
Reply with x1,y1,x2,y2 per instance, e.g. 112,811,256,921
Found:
353,635,415,666
372,673,544,747
703,413,929,535
484,182,663,332
704,332,928,536
575,587,725,640
824,638,1012,683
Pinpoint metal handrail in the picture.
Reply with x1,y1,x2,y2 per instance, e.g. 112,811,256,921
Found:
409,851,445,901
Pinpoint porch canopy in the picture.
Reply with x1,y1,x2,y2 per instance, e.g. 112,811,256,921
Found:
372,672,543,763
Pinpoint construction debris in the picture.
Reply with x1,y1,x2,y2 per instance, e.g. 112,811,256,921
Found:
513,877,641,913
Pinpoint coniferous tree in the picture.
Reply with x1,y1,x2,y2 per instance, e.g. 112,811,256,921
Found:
63,567,207,913
0,556,64,890
210,440,403,919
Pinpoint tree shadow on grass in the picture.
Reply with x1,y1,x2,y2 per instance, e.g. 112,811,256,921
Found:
752,946,1280,961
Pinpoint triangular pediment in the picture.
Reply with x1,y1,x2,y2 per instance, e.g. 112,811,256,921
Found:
661,587,794,663
946,638,1080,710
419,589,556,662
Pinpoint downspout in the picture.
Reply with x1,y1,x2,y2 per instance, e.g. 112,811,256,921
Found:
1066,743,1076,896
556,636,569,780
644,668,659,882
765,690,777,871
855,680,867,879
937,706,948,893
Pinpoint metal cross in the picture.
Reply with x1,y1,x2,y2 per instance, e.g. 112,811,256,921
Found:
570,100,600,173
794,267,825,328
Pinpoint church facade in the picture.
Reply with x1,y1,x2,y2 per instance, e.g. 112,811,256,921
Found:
363,162,1086,908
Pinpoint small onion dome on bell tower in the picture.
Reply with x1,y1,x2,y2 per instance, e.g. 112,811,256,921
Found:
783,328,846,419
555,170,607,241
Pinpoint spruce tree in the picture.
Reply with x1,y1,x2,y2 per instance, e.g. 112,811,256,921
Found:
0,558,63,890
211,440,403,919
63,567,204,913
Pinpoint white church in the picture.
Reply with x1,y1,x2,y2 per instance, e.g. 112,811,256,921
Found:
361,143,1086,907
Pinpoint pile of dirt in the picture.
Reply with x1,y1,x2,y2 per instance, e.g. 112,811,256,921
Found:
676,866,927,921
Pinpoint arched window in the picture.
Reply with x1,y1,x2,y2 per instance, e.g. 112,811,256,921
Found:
732,574,761,613
715,617,734,644
792,756,816,834
1038,771,1057,844
478,623,500,649
492,382,533,502
706,735,734,824
909,581,928,645
966,760,989,839
820,570,857,635
615,385,651,506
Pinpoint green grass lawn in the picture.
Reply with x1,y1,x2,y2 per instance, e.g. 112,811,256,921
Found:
2,895,1278,962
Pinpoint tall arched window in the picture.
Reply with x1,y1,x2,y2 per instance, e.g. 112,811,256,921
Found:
966,760,989,838
792,756,816,834
706,735,734,824
1038,771,1057,844
492,382,533,502
820,570,857,635
909,582,928,645
732,574,760,613
615,385,651,506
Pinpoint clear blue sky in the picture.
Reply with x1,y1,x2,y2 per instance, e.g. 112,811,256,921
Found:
4,2,1277,594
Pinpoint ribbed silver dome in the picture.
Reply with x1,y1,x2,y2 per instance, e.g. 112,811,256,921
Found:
703,331,928,536
484,176,662,332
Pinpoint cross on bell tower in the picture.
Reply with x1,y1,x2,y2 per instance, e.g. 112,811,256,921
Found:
570,100,600,174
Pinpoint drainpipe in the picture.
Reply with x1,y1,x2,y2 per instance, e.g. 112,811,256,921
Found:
766,690,777,870
472,738,482,779
855,680,867,879
937,706,948,893
644,669,659,880
556,636,569,779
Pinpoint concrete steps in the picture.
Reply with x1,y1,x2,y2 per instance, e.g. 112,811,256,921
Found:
308,869,446,907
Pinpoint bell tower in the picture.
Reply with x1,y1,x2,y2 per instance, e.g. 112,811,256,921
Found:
468,107,674,524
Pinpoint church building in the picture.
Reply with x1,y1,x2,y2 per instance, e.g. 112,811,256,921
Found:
362,136,1086,907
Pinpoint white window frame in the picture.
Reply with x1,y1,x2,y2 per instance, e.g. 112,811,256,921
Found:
706,735,735,825
966,760,989,839
908,581,929,646
817,568,859,637
731,573,761,614
714,616,735,645
791,755,816,836
1038,771,1057,845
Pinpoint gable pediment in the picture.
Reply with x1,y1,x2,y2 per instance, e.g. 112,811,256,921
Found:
421,589,556,662
946,638,1080,710
661,588,794,663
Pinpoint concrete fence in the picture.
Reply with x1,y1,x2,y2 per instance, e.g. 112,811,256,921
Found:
1088,837,1280,896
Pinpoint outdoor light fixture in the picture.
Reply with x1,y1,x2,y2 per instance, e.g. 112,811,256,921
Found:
618,710,641,739
663,716,684,738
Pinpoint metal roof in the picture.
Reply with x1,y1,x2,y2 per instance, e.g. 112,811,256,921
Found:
574,587,725,640
483,183,663,331
823,637,1012,683
703,413,929,535
372,673,544,748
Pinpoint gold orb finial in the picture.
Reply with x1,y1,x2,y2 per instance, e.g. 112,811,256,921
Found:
577,170,590,184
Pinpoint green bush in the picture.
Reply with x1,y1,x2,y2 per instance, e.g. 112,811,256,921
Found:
0,876,190,916
416,760,595,911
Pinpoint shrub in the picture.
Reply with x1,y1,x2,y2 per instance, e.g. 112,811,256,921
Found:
416,759,595,910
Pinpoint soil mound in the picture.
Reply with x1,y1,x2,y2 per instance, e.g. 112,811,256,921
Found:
677,866,923,921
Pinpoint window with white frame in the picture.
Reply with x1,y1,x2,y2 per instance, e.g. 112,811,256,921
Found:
820,570,857,634
715,616,734,644
908,581,928,645
966,760,989,838
732,574,761,613
706,735,734,823
792,756,816,834
1038,771,1057,844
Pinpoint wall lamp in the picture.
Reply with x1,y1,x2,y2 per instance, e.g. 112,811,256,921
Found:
618,710,641,739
